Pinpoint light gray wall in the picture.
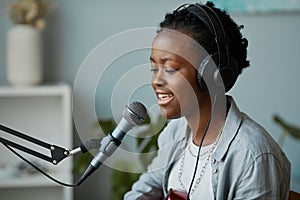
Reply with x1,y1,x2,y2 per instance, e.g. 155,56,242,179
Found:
1,0,300,198
230,12,300,192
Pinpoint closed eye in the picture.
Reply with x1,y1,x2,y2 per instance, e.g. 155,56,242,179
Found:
165,68,177,73
150,68,158,72
164,65,181,74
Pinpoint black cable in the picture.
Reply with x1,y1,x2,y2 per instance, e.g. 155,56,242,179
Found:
186,96,216,200
1,142,78,187
186,115,211,200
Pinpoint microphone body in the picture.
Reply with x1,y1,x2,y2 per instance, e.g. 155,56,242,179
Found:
90,118,131,167
76,102,147,185
69,138,102,155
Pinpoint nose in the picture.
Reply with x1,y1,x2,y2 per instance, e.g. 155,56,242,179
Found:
151,68,166,87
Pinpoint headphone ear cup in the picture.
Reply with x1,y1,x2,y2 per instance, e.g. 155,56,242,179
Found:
218,56,239,92
197,55,216,93
197,54,239,93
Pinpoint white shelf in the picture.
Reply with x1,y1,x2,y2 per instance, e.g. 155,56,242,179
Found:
0,83,70,97
0,172,70,188
0,83,73,200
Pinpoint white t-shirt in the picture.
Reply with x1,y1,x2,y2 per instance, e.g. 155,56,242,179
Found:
168,135,215,200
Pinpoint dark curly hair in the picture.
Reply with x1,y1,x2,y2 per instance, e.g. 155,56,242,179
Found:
158,2,250,75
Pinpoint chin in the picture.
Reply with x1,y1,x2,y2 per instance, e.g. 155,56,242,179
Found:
160,107,181,120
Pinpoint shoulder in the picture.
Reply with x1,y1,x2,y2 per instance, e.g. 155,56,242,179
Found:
237,113,285,160
230,114,290,197
216,99,290,196
217,97,290,168
227,110,290,174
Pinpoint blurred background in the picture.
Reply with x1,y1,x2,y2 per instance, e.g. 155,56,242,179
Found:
0,0,300,199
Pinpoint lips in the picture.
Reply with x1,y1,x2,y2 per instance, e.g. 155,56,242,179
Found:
157,92,174,106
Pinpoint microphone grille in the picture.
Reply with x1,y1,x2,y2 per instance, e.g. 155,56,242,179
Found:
123,101,147,126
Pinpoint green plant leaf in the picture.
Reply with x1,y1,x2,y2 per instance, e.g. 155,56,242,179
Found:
73,153,93,174
143,114,151,125
273,114,300,140
110,161,141,200
96,118,117,135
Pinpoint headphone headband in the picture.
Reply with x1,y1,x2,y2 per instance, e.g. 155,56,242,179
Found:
174,3,239,93
186,3,229,67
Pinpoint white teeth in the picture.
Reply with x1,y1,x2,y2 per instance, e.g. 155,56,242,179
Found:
158,94,173,99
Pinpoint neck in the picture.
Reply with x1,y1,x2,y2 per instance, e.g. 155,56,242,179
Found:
186,95,227,146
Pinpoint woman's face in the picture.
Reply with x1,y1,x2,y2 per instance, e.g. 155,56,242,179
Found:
151,30,207,119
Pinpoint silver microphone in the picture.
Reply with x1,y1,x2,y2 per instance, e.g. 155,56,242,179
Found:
76,101,147,185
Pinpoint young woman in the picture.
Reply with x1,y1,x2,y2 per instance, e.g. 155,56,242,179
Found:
125,2,290,199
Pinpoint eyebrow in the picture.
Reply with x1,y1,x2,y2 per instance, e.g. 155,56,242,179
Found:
149,56,155,62
149,55,177,64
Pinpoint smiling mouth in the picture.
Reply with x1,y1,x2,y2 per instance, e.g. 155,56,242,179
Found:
157,93,174,105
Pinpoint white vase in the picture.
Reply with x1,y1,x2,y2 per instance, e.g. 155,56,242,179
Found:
6,25,43,86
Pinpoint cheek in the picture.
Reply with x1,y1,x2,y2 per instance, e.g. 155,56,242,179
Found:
174,73,199,97
173,75,201,110
171,78,196,104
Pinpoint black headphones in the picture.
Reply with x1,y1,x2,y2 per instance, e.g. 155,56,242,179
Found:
176,3,239,93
